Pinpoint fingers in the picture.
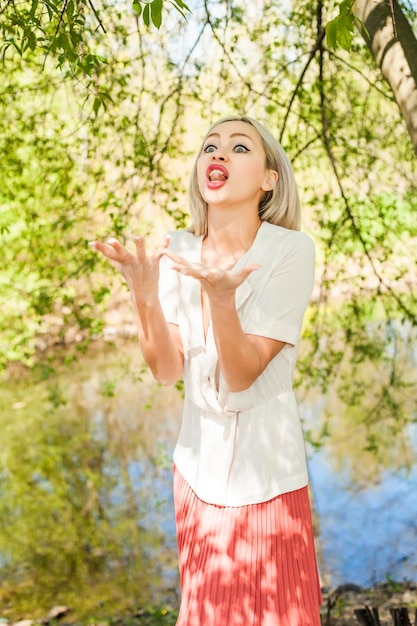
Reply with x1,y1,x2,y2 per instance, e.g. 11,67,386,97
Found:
133,233,173,260
153,234,172,261
202,264,260,282
89,234,171,269
89,238,127,260
89,236,260,284
200,264,260,289
161,234,171,249
161,248,261,284
161,248,206,278
134,236,147,261
165,255,205,279
162,248,188,266
238,263,261,278
90,235,148,261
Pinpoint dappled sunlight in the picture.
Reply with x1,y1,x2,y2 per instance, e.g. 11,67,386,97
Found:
174,469,321,626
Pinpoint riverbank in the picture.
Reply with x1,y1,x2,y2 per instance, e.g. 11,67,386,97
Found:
4,583,417,626
321,582,417,625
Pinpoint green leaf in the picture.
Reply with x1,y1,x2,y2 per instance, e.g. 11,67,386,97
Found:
338,17,355,50
172,0,191,11
27,30,37,51
151,0,163,28
143,2,150,26
325,18,339,51
132,0,142,15
13,40,23,56
325,0,358,50
43,0,61,16
29,0,39,20
55,32,70,52
170,0,191,19
66,0,74,19
325,0,357,52
339,0,354,16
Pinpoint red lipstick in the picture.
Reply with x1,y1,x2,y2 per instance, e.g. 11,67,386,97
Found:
206,164,229,189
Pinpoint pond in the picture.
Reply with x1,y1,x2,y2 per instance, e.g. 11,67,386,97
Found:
0,337,416,619
309,432,417,587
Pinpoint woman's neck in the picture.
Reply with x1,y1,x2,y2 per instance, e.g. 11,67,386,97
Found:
202,216,262,269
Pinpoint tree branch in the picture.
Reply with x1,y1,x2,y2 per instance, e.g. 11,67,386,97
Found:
318,33,417,324
279,29,326,143
87,0,107,34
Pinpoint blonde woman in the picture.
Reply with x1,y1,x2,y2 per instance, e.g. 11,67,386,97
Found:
90,116,322,625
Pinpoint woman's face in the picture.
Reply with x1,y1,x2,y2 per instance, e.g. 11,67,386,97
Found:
196,120,277,211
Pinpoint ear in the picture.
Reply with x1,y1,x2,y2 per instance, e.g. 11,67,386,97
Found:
261,169,279,192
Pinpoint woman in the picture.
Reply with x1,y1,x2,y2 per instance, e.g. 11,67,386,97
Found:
90,116,322,625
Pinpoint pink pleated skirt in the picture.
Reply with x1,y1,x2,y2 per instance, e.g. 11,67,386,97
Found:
174,466,322,626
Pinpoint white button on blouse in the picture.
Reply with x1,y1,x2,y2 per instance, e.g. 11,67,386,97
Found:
159,221,315,507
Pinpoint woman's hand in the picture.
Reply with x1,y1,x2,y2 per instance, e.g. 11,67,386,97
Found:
163,248,282,392
89,235,183,384
89,235,170,304
162,248,260,305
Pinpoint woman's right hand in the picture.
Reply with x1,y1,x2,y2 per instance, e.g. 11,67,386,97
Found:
89,235,171,304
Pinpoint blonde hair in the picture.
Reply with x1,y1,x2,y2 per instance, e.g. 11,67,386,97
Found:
188,115,301,235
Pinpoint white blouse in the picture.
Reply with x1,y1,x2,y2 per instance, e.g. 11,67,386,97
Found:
159,221,315,507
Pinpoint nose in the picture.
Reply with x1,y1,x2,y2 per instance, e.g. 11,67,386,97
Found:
211,147,227,161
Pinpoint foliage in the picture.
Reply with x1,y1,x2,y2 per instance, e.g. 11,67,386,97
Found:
0,0,191,74
0,0,415,419
0,0,382,77
0,0,415,429
0,347,180,619
0,0,416,615
0,59,105,368
115,606,179,625
0,18,191,369
133,0,190,28
326,0,358,50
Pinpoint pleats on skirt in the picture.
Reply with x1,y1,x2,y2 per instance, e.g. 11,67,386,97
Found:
174,466,322,626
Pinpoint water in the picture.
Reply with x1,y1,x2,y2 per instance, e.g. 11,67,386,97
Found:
1,339,416,617
309,441,417,587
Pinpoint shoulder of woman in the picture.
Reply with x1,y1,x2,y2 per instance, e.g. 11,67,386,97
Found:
259,222,315,255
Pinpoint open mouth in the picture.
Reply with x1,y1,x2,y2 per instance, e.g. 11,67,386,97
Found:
208,169,228,182
206,164,229,183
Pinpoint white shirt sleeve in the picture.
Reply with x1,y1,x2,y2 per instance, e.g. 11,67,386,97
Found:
244,232,315,345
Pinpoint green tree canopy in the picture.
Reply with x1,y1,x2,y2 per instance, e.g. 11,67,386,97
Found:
1,0,416,457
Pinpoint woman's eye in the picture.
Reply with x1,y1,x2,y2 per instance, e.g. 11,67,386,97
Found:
234,144,249,153
203,144,217,153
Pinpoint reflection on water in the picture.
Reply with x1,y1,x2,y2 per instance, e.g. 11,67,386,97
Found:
309,440,417,587
0,343,182,619
1,338,416,618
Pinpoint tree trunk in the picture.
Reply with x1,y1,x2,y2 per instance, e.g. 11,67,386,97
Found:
354,0,417,155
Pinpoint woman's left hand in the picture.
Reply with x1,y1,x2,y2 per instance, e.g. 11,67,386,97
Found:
162,249,260,304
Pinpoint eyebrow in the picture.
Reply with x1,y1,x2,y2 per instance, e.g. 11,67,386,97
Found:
204,132,255,142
